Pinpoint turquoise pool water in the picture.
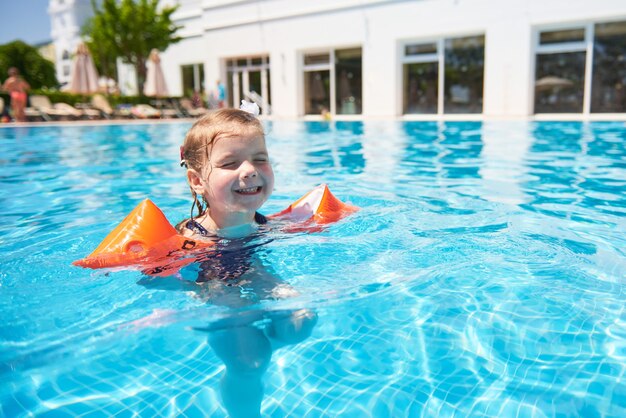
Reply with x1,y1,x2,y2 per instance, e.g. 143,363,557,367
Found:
1,120,625,417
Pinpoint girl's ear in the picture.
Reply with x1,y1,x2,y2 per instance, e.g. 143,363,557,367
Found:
187,169,205,195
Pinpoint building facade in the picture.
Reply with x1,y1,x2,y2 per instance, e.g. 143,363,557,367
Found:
51,0,626,118
48,0,99,85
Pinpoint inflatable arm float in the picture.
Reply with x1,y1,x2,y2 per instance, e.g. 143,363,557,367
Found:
73,184,357,276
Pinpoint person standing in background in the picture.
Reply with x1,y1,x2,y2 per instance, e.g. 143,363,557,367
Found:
217,80,226,108
2,67,30,122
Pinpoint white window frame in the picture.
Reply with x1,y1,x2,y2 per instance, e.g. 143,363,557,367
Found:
301,46,363,117
302,50,336,115
400,34,485,117
226,56,271,111
532,23,595,115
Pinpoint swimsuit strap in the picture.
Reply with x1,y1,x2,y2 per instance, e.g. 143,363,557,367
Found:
186,212,267,236
185,219,211,237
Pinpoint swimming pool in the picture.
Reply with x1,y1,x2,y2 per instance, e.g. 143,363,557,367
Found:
1,120,625,417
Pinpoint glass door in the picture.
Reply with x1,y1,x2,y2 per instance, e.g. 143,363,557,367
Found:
226,57,271,114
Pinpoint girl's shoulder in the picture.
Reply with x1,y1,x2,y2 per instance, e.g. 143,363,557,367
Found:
176,212,267,238
177,218,215,238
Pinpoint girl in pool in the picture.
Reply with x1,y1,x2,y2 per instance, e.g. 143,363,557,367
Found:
177,102,317,418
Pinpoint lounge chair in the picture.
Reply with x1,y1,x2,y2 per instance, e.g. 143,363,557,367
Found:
91,94,132,119
29,95,99,121
22,97,46,121
90,94,114,119
179,98,209,117
150,99,184,118
131,104,161,119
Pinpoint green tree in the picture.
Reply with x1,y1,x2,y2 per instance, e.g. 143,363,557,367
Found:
83,0,181,94
82,12,118,81
0,41,58,89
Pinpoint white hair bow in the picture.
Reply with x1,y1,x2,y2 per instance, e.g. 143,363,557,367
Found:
240,100,260,116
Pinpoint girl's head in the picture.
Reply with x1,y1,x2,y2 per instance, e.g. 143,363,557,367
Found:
181,108,274,228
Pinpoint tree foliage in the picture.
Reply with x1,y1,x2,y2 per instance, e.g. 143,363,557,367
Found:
83,0,181,94
0,41,58,89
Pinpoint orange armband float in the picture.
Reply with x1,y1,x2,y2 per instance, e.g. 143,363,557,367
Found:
73,184,357,276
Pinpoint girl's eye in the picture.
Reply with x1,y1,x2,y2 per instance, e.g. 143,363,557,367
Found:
218,162,236,168
254,158,268,163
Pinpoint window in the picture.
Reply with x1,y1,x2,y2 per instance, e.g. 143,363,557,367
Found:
534,21,626,114
591,21,626,113
402,35,485,115
335,48,362,115
534,28,586,113
303,53,330,115
444,36,485,114
402,42,438,114
181,63,205,98
303,48,362,116
225,56,271,114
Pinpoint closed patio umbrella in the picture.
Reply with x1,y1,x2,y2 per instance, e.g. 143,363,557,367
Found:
144,49,169,97
69,43,100,94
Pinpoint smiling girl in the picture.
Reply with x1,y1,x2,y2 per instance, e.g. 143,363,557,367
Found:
178,105,274,239
177,105,317,418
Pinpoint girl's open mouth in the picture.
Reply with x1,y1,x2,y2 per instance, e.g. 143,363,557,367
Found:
235,186,261,195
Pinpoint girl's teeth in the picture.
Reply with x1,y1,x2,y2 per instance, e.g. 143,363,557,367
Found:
237,187,259,193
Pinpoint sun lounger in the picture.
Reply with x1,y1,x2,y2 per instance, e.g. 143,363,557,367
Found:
29,95,92,121
91,94,132,119
150,99,184,118
131,104,161,119
24,107,46,121
23,97,46,121
89,94,113,119
69,103,102,120
179,98,209,117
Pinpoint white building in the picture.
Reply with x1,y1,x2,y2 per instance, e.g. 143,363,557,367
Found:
51,0,626,119
48,0,99,85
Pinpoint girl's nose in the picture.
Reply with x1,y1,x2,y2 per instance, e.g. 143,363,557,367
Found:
240,160,258,178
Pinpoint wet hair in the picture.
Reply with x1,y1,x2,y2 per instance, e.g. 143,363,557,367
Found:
180,108,265,222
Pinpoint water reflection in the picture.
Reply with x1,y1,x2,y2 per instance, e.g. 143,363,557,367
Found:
400,121,484,181
303,121,366,175
479,121,533,206
522,122,626,221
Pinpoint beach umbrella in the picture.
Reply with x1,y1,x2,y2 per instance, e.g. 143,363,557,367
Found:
69,43,100,94
535,76,574,91
144,49,169,97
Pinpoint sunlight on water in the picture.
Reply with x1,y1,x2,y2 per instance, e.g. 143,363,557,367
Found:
1,120,625,417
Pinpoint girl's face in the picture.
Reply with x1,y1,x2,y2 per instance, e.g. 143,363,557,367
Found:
191,130,274,228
